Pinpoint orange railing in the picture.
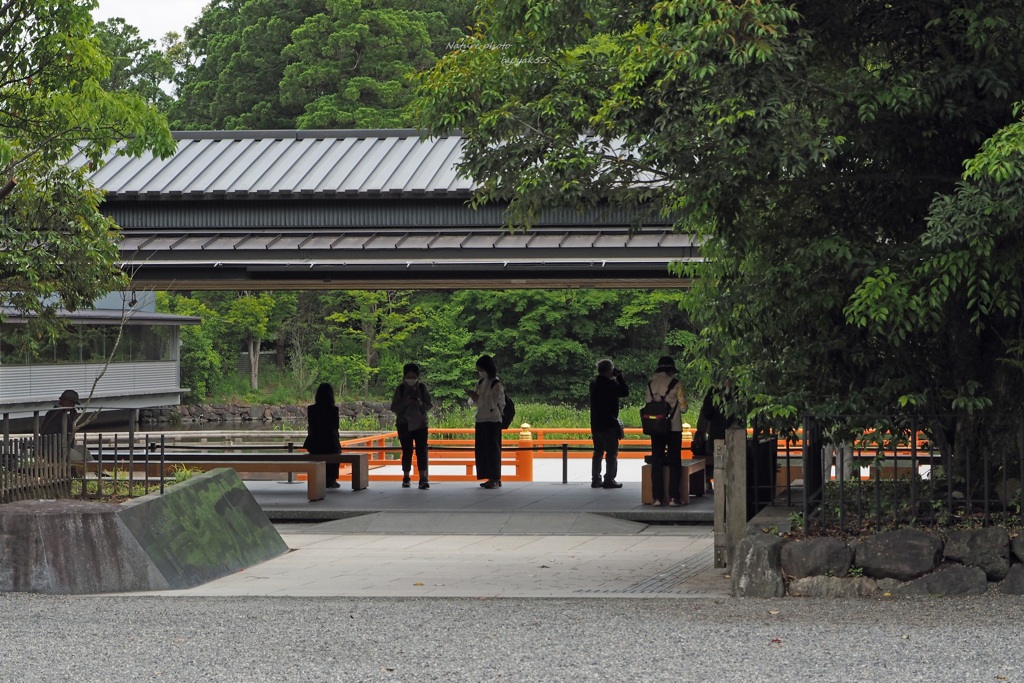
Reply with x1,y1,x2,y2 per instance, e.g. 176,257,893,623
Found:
325,426,934,485
335,426,696,483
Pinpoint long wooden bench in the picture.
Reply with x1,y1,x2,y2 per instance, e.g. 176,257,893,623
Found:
139,450,370,490
86,460,327,501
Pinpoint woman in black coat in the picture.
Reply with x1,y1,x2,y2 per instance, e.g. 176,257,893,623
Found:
304,382,342,489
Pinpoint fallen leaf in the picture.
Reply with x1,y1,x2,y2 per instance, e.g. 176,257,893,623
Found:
771,638,783,644
768,610,780,615
413,582,424,586
539,565,551,569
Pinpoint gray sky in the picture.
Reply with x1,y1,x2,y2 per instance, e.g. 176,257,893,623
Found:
93,0,208,44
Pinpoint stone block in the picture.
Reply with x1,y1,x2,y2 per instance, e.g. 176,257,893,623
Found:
1011,534,1024,564
788,576,877,598
781,537,852,579
732,533,786,598
895,564,988,597
998,563,1024,595
0,500,168,594
943,527,1010,580
855,529,943,581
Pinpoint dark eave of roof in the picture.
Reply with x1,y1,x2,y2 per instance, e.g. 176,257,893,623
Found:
0,307,200,326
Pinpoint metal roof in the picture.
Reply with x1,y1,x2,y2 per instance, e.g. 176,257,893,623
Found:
76,129,696,289
80,130,474,199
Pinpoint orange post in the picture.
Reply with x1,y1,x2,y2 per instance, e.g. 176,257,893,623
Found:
516,423,534,482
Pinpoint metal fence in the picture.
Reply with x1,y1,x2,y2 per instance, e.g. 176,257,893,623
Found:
1,432,170,504
794,415,1024,534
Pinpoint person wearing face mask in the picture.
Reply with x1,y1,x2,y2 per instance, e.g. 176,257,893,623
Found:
390,362,433,489
464,354,505,489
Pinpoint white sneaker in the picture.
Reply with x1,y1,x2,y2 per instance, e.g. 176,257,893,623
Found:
669,499,681,507
652,500,662,507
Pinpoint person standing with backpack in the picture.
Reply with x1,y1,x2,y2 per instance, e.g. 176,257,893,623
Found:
645,356,688,506
389,363,432,489
464,354,505,489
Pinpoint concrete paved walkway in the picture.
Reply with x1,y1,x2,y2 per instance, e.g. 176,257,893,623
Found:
246,479,715,524
148,509,729,599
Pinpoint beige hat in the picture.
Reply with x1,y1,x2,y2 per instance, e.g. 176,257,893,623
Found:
59,389,80,404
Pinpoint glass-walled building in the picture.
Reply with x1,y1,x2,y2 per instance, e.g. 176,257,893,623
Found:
0,296,199,425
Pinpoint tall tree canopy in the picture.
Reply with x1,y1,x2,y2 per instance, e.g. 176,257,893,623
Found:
0,0,173,339
168,0,324,129
414,0,1024,473
169,0,472,130
93,17,175,107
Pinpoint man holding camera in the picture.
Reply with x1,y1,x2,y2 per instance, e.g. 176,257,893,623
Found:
589,359,630,489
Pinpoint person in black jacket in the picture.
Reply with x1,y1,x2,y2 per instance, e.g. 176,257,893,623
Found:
304,382,342,489
589,359,629,488
390,362,432,489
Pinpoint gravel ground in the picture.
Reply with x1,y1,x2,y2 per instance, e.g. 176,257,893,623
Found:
1,593,1022,682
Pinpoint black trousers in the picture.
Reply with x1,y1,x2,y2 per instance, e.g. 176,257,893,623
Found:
474,421,503,481
592,428,620,482
397,425,429,479
650,431,682,502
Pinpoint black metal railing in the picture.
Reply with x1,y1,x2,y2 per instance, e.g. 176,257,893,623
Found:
794,415,1024,535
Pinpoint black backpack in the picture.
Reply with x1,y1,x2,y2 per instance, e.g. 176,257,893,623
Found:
492,379,516,430
640,378,678,436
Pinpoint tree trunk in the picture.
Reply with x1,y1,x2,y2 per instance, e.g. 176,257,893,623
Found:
249,337,260,390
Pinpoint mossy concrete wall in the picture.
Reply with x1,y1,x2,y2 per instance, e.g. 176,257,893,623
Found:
116,468,289,589
0,500,169,594
0,468,287,594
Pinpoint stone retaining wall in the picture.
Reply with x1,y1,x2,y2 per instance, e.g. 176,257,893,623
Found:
733,526,1024,598
141,401,393,426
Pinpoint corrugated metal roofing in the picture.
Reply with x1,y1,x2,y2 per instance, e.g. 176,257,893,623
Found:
79,130,474,199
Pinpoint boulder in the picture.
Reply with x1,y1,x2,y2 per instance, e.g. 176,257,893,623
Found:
781,537,852,579
895,565,988,597
788,576,877,598
998,564,1024,595
854,529,943,581
943,527,1010,580
1011,534,1024,564
732,533,786,598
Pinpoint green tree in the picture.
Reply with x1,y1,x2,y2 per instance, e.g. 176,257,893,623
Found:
225,292,278,390
168,0,324,129
1,0,173,341
414,0,1024,477
158,293,227,401
325,290,426,396
420,301,477,407
93,17,175,107
280,0,470,128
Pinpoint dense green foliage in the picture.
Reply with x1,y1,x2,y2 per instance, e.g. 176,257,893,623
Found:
414,0,1024,476
93,18,175,107
166,0,472,129
0,0,173,341
161,289,694,409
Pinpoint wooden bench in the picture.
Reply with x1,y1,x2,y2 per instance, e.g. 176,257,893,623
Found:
139,450,370,491
86,460,327,501
641,459,706,505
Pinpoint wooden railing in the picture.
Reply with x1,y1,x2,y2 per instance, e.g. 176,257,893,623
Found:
1,434,72,503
